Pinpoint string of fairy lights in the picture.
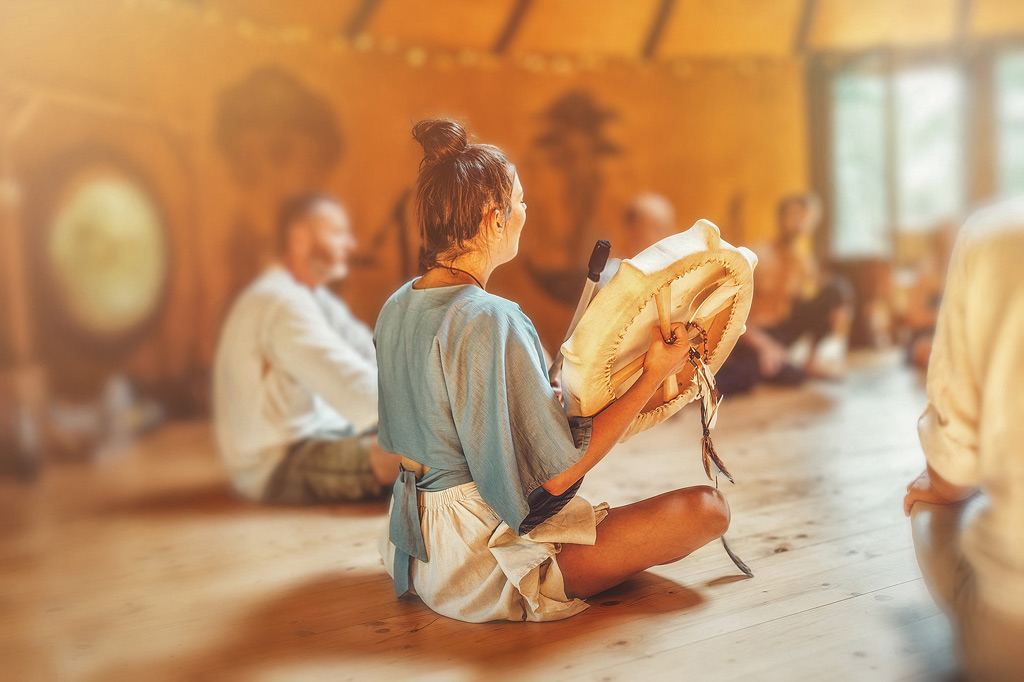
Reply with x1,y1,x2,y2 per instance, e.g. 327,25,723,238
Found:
118,0,779,78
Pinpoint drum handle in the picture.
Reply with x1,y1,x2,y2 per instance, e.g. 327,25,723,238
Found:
609,325,704,391
656,283,680,402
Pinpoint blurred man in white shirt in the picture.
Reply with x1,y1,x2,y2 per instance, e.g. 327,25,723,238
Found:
213,194,398,503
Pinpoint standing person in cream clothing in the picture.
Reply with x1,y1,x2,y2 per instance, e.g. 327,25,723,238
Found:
214,194,399,503
904,196,1024,681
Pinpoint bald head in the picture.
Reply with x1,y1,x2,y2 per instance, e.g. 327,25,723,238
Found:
624,193,676,254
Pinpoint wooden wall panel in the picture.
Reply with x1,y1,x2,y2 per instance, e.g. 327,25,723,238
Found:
0,0,809,411
368,0,518,50
507,0,661,58
659,0,803,59
809,0,958,51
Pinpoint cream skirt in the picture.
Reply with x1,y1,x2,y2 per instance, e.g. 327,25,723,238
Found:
379,481,609,623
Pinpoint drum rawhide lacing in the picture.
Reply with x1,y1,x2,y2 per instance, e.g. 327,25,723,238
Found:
592,254,749,440
559,219,757,578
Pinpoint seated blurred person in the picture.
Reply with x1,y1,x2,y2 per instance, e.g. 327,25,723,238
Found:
623,192,677,253
901,221,957,371
599,192,677,287
904,197,1024,681
214,194,399,504
717,193,851,395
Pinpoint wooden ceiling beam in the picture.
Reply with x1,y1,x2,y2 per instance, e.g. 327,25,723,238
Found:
642,0,677,60
794,0,819,54
493,0,534,54
957,0,973,47
345,0,384,39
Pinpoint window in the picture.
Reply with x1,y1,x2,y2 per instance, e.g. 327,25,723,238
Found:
996,50,1024,197
894,67,966,230
832,71,889,257
830,62,966,258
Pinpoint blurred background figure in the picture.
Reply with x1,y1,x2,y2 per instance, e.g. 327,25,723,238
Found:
599,192,678,287
717,193,852,395
623,192,677,255
213,194,399,503
896,220,959,371
904,196,1024,681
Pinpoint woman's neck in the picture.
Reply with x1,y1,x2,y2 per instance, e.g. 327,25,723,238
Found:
418,252,493,290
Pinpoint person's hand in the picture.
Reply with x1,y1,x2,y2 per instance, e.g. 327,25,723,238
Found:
551,374,564,407
904,469,957,515
643,323,691,383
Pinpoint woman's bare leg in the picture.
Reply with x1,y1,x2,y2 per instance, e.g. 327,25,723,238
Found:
556,486,730,598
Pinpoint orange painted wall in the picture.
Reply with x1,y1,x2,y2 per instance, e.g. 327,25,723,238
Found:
0,1,808,409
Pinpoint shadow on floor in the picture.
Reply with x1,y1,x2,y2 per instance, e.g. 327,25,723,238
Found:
98,569,705,681
890,600,961,681
94,483,392,519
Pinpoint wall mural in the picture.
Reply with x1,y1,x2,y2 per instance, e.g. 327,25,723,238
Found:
215,66,342,188
215,66,343,298
350,187,420,284
524,90,620,305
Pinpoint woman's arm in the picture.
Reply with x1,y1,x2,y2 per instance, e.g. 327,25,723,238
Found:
542,323,693,495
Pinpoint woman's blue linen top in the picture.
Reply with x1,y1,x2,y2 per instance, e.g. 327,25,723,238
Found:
373,281,593,595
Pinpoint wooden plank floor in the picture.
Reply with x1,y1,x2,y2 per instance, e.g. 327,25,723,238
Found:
0,351,961,681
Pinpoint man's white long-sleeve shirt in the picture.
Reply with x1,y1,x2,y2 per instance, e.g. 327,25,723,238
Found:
213,265,378,499
918,197,1024,615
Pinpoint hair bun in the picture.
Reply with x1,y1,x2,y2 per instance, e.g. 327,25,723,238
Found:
412,118,468,166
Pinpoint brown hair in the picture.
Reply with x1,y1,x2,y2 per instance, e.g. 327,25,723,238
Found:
412,119,515,271
776,192,822,220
